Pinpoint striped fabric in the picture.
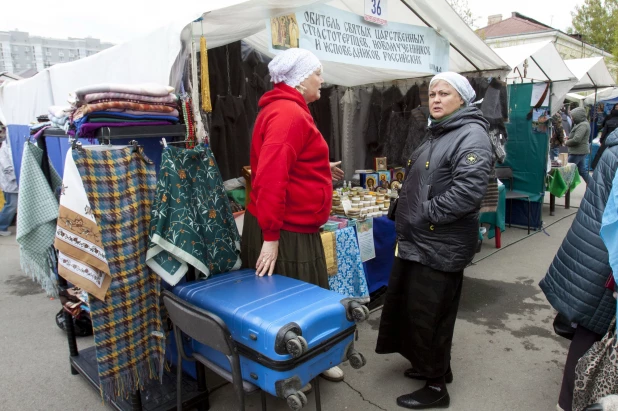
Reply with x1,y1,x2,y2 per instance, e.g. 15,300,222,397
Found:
73,146,164,401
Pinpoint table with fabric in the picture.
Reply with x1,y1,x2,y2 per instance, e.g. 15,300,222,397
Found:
479,184,506,248
361,217,397,293
320,216,396,295
547,164,581,216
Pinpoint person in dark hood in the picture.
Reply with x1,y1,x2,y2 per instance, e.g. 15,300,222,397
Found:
376,72,492,409
591,103,618,169
565,107,591,184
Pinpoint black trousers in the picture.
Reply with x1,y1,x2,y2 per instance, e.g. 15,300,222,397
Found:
558,325,603,411
376,257,463,378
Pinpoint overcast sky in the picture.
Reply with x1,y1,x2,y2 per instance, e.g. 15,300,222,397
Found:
466,0,583,32
0,0,584,45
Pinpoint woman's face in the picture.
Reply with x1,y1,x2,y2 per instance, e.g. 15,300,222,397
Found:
300,69,324,103
429,80,464,119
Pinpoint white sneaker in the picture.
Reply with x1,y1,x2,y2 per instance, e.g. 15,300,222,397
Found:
321,366,344,382
0,230,11,236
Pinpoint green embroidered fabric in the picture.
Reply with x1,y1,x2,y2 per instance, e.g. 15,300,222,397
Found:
146,145,241,285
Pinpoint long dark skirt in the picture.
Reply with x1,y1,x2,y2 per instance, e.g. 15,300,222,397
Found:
241,211,329,289
375,257,464,378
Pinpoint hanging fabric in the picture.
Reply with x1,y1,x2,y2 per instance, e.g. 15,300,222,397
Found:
146,145,241,286
54,148,112,301
328,227,369,303
16,142,62,297
320,231,338,276
210,95,250,181
73,145,164,402
200,36,212,113
189,31,208,143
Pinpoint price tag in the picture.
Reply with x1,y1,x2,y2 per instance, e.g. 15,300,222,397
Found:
364,0,388,25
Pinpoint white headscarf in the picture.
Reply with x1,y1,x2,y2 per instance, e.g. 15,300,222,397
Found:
429,72,477,106
268,48,322,88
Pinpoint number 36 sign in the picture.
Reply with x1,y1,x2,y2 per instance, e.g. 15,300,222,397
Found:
364,0,388,25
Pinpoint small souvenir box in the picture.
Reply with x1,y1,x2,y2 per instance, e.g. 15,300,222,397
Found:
378,171,391,188
374,157,388,171
391,167,405,182
360,173,379,190
321,222,340,232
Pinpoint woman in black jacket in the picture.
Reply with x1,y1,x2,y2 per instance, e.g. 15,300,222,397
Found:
376,72,493,409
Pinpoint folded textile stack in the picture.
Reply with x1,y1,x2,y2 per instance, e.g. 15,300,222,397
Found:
70,83,180,138
29,120,52,141
49,106,74,132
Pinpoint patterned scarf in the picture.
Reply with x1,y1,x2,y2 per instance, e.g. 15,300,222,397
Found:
329,227,369,303
16,143,62,297
146,145,241,285
73,146,164,401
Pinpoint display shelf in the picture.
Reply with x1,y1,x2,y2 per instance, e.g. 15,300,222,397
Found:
71,346,209,411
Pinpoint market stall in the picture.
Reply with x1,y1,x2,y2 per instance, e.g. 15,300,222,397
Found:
0,1,511,410
564,57,616,170
491,41,577,230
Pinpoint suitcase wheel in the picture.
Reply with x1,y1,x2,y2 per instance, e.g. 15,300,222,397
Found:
361,305,370,317
297,336,308,353
297,391,308,407
287,393,305,410
348,351,367,369
286,338,304,358
352,306,368,322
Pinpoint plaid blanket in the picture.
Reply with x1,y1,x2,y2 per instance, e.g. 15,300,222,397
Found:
16,143,62,297
146,145,241,285
73,146,164,401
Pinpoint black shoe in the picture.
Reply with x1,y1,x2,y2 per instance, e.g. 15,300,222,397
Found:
403,368,453,384
396,385,450,409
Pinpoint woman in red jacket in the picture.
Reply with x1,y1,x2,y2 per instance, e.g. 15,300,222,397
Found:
241,48,344,383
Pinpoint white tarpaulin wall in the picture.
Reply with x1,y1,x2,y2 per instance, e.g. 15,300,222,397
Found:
0,0,508,124
565,57,615,91
492,41,577,115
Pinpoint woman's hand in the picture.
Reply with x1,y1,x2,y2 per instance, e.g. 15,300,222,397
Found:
256,240,279,276
330,161,344,181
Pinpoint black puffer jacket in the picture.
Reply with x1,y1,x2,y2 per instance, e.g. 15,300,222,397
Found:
540,130,618,335
396,107,493,272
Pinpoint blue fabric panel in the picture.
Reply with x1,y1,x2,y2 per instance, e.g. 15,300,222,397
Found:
7,125,30,184
362,216,396,293
506,198,543,230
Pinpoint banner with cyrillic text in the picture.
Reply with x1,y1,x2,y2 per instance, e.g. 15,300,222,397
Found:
267,5,449,74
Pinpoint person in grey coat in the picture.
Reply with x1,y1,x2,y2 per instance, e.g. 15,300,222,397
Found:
540,129,618,411
566,107,591,184
376,72,492,410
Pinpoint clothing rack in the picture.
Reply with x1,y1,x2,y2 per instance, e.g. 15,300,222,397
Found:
43,127,209,411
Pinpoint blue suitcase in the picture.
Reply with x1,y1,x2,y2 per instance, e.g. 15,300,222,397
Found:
172,269,368,407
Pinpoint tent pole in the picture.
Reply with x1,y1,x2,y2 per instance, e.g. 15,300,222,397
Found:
399,0,481,72
529,56,552,82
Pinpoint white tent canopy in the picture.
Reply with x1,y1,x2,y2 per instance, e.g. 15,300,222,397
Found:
584,87,618,105
0,0,509,125
565,57,615,91
492,41,577,115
